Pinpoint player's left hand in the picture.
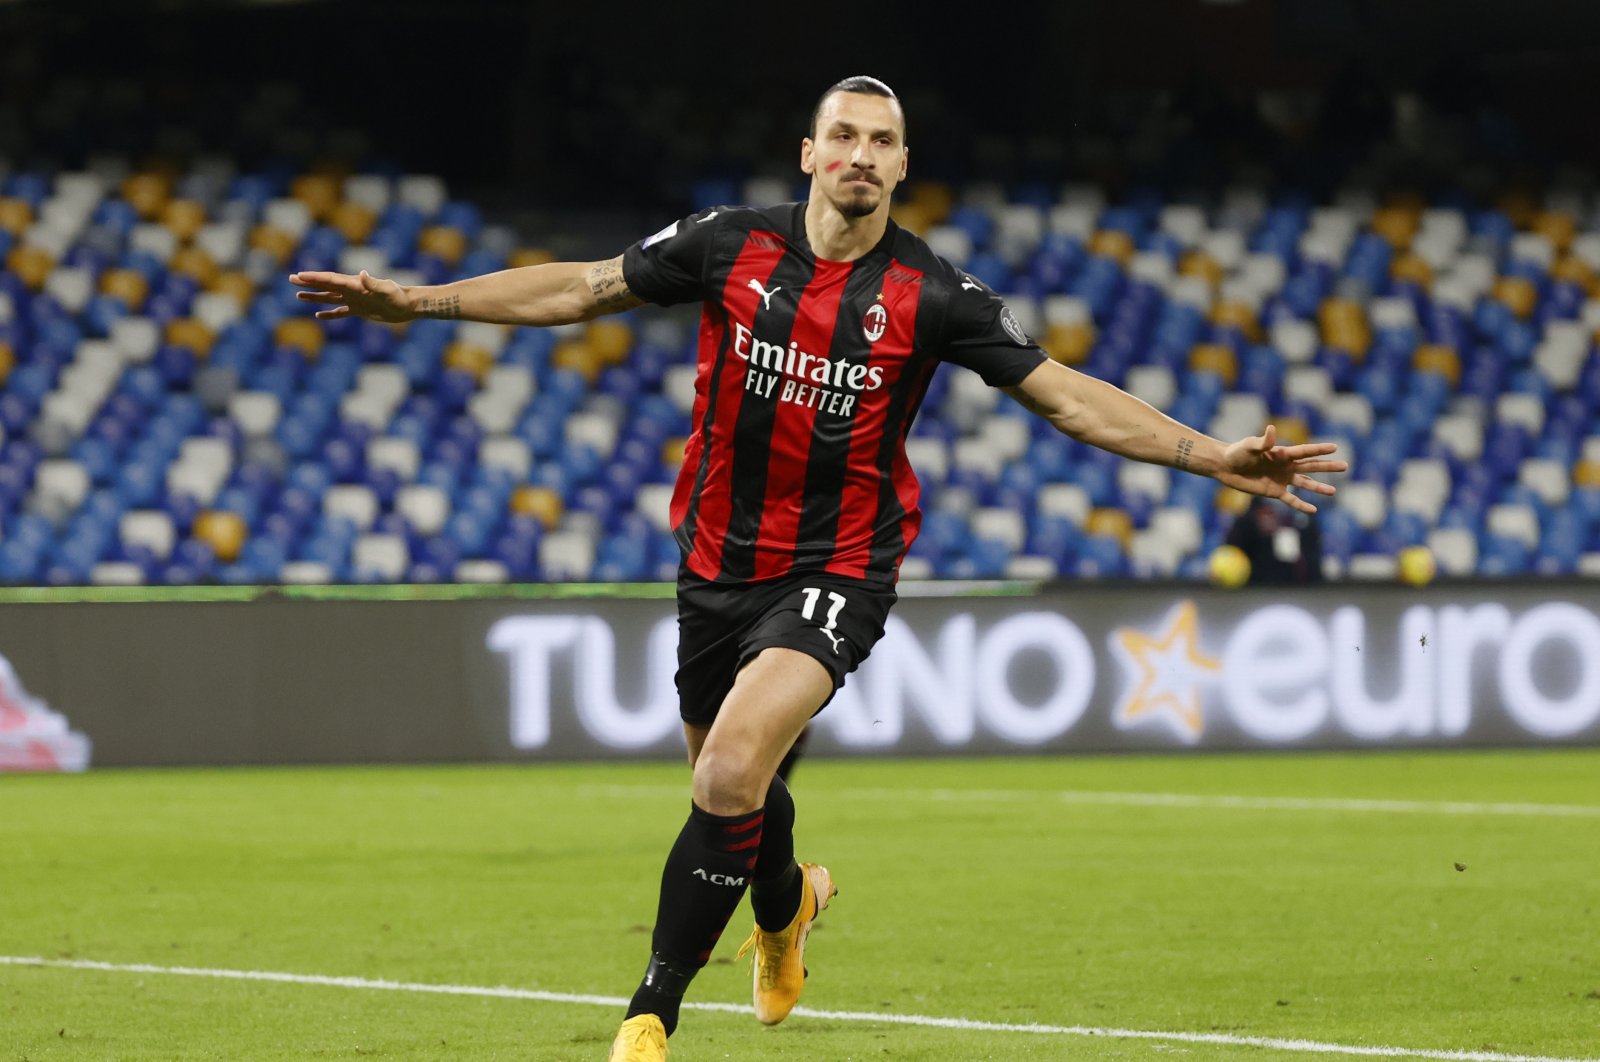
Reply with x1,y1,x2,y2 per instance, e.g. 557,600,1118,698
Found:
1217,424,1346,514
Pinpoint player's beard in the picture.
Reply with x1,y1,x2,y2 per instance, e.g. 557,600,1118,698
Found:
834,181,880,218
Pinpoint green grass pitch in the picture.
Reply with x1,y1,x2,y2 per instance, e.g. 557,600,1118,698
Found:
2,750,1597,1060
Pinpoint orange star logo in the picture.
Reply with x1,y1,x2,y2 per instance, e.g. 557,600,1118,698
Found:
1109,601,1220,743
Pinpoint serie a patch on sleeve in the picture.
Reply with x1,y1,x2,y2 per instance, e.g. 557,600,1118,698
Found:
642,220,679,249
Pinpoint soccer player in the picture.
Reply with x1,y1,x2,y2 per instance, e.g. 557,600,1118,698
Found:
290,75,1346,1060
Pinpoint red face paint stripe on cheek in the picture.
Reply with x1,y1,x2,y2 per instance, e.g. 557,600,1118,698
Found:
825,161,843,173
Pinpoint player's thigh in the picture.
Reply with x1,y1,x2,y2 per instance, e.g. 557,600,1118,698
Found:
693,648,833,809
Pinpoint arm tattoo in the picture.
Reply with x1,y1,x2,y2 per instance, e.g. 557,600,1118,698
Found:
1175,437,1195,471
414,294,461,319
586,259,641,310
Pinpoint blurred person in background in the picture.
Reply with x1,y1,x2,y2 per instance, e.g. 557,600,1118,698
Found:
1227,495,1324,585
290,75,1345,1061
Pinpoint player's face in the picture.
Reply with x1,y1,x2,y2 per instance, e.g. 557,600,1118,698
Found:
801,92,908,219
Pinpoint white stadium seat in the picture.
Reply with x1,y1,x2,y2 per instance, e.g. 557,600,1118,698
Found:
1428,528,1478,577
1347,554,1399,581
1486,504,1540,550
479,435,532,481
279,561,334,585
1337,482,1387,530
1037,484,1091,524
1517,459,1570,508
1003,555,1059,580
353,533,409,581
395,484,450,536
120,510,177,560
971,507,1026,552
323,484,379,531
538,531,595,581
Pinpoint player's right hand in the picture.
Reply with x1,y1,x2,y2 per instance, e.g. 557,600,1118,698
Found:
289,270,413,322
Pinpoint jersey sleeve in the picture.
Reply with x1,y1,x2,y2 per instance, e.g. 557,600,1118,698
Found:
621,208,723,307
937,272,1048,387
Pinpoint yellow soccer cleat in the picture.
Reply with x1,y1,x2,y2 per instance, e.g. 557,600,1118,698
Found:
607,1014,668,1060
736,862,837,1025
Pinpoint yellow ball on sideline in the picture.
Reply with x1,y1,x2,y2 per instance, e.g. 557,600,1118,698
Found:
1397,546,1437,586
1208,544,1251,589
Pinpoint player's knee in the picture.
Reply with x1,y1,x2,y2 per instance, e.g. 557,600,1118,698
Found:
691,751,764,816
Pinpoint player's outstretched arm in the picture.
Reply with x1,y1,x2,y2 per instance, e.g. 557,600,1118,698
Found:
288,255,644,326
1005,360,1347,514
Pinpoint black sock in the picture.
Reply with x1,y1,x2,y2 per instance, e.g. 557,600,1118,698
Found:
750,774,804,932
625,952,696,1037
627,803,764,1034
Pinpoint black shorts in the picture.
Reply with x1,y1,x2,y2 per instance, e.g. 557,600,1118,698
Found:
675,567,897,727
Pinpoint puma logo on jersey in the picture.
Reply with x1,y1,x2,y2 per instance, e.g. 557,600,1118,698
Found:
697,211,718,223
961,276,982,291
820,628,845,654
748,278,782,309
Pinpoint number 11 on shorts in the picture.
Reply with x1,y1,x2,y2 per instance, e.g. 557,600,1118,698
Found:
800,587,847,629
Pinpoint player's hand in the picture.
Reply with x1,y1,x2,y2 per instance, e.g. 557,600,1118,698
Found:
1216,424,1347,514
288,270,413,323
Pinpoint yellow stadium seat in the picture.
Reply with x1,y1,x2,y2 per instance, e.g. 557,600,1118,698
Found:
1383,190,1428,214
1494,189,1537,230
553,340,604,382
1044,322,1094,365
121,172,172,221
1271,416,1310,446
510,486,564,529
193,511,247,563
890,202,931,236
1085,507,1133,549
165,318,217,357
586,320,634,365
0,198,31,235
443,341,495,382
1493,277,1536,319
1215,487,1253,517
419,225,468,266
908,182,954,225
1412,344,1461,388
5,246,53,292
510,248,557,269
0,341,13,385
1089,230,1135,266
308,158,354,181
1178,250,1223,287
1551,255,1595,289
208,270,256,302
99,268,150,310
274,317,326,359
163,199,207,243
291,174,342,221
249,225,299,264
1575,459,1600,489
169,246,219,288
1533,211,1576,252
1390,252,1433,287
328,201,378,244
1188,343,1238,388
1317,298,1370,358
1210,301,1262,342
661,438,689,468
1370,207,1418,249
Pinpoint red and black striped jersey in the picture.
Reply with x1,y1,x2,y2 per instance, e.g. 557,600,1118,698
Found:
622,202,1046,586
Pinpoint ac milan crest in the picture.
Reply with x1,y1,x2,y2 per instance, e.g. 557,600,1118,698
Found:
863,302,888,343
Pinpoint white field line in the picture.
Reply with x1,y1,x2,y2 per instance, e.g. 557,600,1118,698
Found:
0,955,1590,1062
577,784,1600,818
